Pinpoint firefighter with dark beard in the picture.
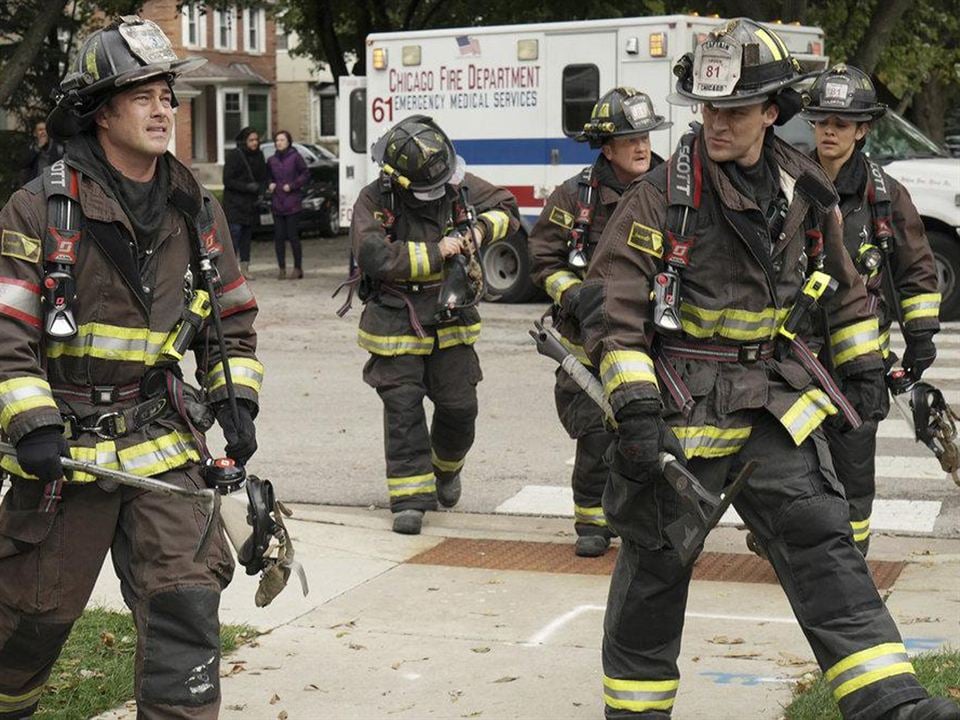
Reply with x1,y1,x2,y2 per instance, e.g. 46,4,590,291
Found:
350,115,519,536
803,64,940,556
579,18,958,720
0,17,261,719
529,88,670,557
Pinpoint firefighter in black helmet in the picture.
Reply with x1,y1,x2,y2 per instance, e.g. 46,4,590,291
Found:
0,16,262,719
349,115,519,535
528,88,670,557
580,18,956,720
803,64,940,556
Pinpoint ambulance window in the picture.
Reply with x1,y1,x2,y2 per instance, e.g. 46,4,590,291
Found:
562,64,599,136
350,88,366,153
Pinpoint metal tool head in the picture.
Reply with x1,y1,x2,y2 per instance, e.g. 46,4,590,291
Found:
192,488,220,563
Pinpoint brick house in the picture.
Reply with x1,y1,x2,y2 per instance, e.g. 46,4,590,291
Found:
144,1,277,176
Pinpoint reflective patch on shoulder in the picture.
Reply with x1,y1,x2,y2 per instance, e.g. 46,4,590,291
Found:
548,206,574,229
1,230,41,263
626,222,663,258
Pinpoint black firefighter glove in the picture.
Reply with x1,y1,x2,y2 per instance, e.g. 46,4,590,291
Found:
16,425,68,483
215,401,258,467
614,400,686,481
560,284,582,322
841,366,890,424
903,330,937,381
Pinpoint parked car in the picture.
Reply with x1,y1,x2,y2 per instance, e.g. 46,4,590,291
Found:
255,141,341,237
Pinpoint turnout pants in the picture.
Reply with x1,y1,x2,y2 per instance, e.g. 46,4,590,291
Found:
824,419,879,555
554,367,615,537
601,413,926,720
363,344,482,512
0,465,234,720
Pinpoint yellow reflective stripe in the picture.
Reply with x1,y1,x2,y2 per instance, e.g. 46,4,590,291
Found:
901,293,941,323
879,328,890,359
437,322,481,349
117,431,200,477
559,335,592,367
387,472,436,498
781,389,837,445
825,643,915,701
359,329,435,356
830,317,880,366
0,685,43,713
754,27,784,61
479,210,510,242
206,358,264,393
544,271,581,304
600,350,657,397
0,377,58,432
851,517,871,542
431,450,464,473
680,303,790,342
46,322,168,364
672,425,752,459
603,676,678,712
407,242,434,280
574,504,607,526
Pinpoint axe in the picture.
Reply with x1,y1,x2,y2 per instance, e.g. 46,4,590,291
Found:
0,440,220,562
529,321,757,565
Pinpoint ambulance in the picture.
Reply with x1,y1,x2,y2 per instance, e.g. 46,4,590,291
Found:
338,15,960,317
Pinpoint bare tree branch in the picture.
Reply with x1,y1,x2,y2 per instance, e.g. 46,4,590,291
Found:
0,0,69,107
308,0,349,82
402,0,424,30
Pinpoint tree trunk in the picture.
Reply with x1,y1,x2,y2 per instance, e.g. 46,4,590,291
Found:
0,0,69,108
909,75,949,144
309,0,349,84
848,0,912,75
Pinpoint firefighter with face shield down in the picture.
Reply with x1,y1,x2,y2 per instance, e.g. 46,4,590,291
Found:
0,16,265,720
578,18,959,720
350,115,519,536
529,88,671,557
803,64,940,556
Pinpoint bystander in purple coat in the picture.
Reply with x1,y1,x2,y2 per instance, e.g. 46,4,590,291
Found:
266,132,311,278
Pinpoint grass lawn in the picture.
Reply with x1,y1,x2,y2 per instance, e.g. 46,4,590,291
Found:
784,650,960,720
34,607,253,720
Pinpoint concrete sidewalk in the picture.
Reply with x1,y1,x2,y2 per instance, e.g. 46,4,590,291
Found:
90,506,960,720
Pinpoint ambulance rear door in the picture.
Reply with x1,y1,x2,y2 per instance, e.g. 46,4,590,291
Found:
337,75,368,230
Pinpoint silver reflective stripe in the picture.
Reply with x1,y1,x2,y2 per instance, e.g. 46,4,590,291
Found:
605,687,677,703
0,277,41,327
47,324,167,364
219,279,256,317
782,390,835,444
828,650,911,697
387,473,436,497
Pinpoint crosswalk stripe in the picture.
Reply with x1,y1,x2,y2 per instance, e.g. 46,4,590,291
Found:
495,485,943,533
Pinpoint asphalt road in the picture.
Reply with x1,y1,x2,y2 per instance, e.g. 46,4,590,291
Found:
233,235,959,541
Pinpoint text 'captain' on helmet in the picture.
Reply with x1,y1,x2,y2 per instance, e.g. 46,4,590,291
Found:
372,115,466,201
801,64,887,123
577,87,672,149
668,17,812,125
48,16,206,139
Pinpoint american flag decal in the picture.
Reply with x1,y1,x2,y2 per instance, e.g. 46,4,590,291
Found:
456,35,481,56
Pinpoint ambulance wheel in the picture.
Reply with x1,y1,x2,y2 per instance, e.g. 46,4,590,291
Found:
930,229,960,320
481,231,538,303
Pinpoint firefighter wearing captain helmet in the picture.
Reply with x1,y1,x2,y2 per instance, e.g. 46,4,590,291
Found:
579,18,958,720
350,115,519,535
802,63,940,556
0,17,263,718
528,88,671,557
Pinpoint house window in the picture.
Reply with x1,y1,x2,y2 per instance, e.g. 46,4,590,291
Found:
181,3,206,49
276,29,289,51
562,64,599,136
214,8,237,51
247,93,269,137
223,91,242,142
320,95,336,137
243,7,266,53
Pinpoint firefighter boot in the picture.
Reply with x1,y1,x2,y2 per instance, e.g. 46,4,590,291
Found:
884,698,960,720
746,531,769,560
575,534,610,557
393,509,424,535
437,473,462,508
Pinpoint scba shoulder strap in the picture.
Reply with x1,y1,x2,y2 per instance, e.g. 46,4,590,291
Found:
41,160,82,339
